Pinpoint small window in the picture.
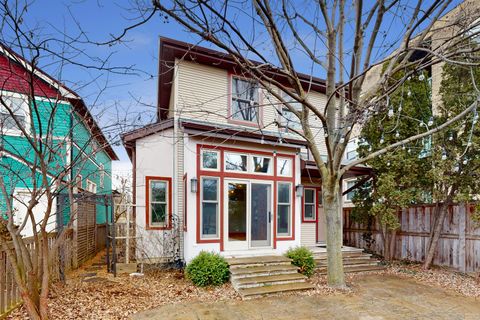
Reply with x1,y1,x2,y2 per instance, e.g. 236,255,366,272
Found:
225,152,248,172
0,96,28,133
201,177,219,238
149,179,169,226
346,139,358,161
345,180,356,202
201,149,219,170
99,164,105,188
76,174,83,189
231,77,259,122
277,182,292,237
86,179,97,194
252,156,272,174
280,92,302,132
303,188,316,221
277,157,292,177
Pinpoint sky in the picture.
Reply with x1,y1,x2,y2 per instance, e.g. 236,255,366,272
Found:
8,0,464,189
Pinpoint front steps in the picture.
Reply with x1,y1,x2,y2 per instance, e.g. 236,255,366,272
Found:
314,251,385,274
226,255,314,298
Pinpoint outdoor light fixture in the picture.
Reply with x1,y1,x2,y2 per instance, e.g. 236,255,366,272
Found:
191,177,198,193
296,184,304,197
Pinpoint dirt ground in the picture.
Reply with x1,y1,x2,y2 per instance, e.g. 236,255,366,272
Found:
132,274,480,320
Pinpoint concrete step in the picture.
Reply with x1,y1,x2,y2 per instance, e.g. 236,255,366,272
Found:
317,264,386,275
230,264,299,278
316,258,375,267
314,252,371,260
237,281,314,298
227,255,292,268
233,273,306,289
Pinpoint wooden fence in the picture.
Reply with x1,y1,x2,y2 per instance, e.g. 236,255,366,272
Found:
343,204,480,272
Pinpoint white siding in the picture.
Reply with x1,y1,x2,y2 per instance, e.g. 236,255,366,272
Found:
301,223,316,247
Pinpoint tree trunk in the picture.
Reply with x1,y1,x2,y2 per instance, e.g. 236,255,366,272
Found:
423,201,449,269
322,177,346,288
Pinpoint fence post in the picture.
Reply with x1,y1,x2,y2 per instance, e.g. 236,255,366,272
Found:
458,203,467,273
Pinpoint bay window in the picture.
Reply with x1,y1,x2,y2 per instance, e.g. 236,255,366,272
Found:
277,182,292,237
201,177,219,238
231,77,259,122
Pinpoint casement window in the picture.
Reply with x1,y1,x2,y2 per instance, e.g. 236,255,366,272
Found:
231,77,259,122
0,95,28,134
277,157,292,177
225,152,248,172
147,178,170,227
303,188,316,221
86,179,97,193
201,149,220,171
277,182,292,237
280,92,302,132
201,177,219,238
99,164,105,188
251,156,272,174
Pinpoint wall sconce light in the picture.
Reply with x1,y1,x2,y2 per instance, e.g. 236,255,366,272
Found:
191,177,198,193
296,184,304,197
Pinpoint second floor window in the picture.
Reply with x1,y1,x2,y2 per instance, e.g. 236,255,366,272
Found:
0,96,28,133
231,77,259,122
280,92,302,132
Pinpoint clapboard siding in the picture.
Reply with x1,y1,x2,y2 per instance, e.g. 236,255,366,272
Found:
301,223,316,247
343,204,480,272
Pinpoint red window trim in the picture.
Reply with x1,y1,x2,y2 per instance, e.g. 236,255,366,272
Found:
302,187,319,223
183,173,187,231
145,176,172,230
196,144,296,249
227,73,264,128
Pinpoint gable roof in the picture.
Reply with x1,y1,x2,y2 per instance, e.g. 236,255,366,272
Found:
0,43,118,160
157,37,329,121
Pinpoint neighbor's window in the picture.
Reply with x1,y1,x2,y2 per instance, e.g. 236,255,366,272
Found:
201,149,219,170
99,164,105,188
345,180,356,202
303,188,316,221
277,182,292,237
225,152,248,172
76,174,83,189
86,179,97,194
252,156,272,174
231,77,259,122
0,96,28,133
277,157,292,177
346,139,358,161
201,177,219,238
149,179,169,226
280,92,302,132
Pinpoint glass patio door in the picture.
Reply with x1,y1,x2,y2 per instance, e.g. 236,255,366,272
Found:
250,183,272,247
225,181,248,251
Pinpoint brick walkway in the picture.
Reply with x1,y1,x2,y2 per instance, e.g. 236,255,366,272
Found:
132,274,480,320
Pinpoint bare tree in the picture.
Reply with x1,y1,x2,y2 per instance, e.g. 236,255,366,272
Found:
133,0,480,288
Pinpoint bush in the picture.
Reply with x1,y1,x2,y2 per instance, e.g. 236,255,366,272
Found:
185,251,230,287
285,246,316,277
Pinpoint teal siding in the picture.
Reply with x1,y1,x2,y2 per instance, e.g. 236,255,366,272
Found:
0,97,114,225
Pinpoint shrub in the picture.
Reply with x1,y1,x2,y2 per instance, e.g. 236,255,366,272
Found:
285,246,316,277
185,251,230,287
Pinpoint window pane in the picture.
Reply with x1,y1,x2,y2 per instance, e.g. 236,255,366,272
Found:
151,203,166,224
281,108,302,131
225,153,247,171
304,204,314,219
277,158,292,176
252,156,271,173
202,178,218,201
202,202,218,236
278,183,291,203
151,181,167,202
202,150,218,169
233,78,258,101
277,204,290,235
305,189,315,203
231,100,258,122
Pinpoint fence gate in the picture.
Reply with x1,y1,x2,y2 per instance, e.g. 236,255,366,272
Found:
75,199,97,265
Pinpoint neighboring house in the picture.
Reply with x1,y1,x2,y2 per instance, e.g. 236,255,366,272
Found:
122,38,369,262
0,44,118,237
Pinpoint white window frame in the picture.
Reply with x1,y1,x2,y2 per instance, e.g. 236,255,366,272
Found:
0,92,30,136
346,139,358,161
276,181,292,237
200,149,220,171
251,155,273,175
86,179,97,194
276,157,293,177
149,179,169,227
231,77,260,123
76,174,83,190
224,152,249,173
279,91,302,133
99,164,105,188
200,177,220,239
344,179,356,202
303,188,316,221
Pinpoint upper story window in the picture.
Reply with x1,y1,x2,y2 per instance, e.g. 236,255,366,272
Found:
99,164,105,188
86,179,97,194
231,77,259,123
346,139,358,161
0,95,28,134
280,92,302,132
345,179,356,202
277,157,292,177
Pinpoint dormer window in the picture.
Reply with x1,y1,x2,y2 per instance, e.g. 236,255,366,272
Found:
231,77,259,123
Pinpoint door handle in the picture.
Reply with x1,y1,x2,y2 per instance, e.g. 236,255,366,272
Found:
268,211,271,223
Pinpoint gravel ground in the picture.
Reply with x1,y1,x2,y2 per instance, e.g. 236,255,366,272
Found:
8,260,480,319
